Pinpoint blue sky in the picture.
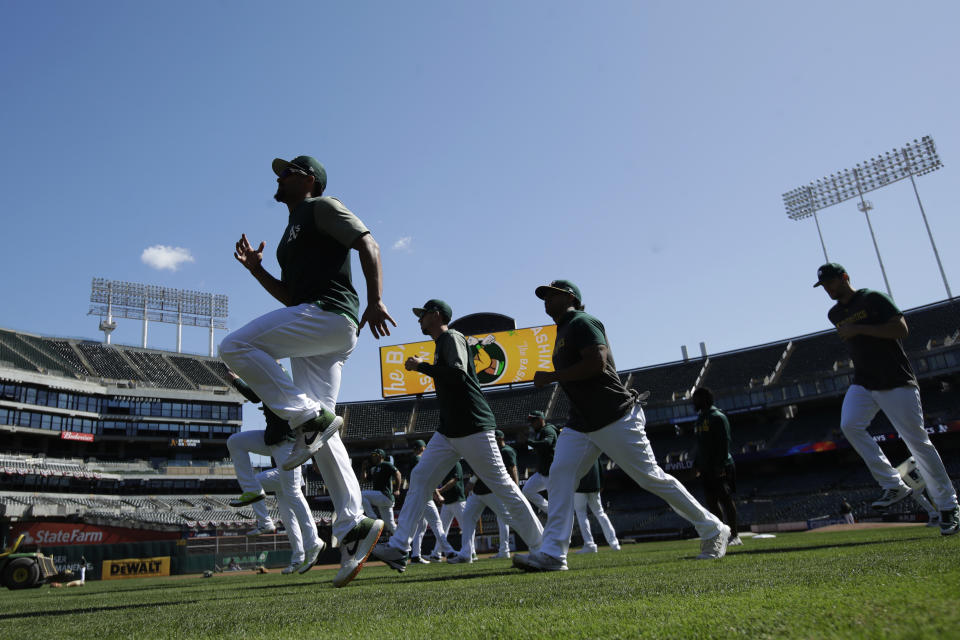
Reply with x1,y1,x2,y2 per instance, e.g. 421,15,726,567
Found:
2,2,958,428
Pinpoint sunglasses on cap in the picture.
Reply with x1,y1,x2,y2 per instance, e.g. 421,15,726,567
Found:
279,166,309,179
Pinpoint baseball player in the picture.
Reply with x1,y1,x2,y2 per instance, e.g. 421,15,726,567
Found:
572,458,620,553
371,300,543,572
691,387,741,546
226,375,324,574
522,411,557,515
815,263,958,535
513,280,730,572
220,155,395,587
361,450,401,532
409,439,455,563
432,460,467,557
450,430,517,563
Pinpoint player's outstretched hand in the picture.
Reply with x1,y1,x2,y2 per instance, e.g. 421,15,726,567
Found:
359,300,397,339
234,234,265,271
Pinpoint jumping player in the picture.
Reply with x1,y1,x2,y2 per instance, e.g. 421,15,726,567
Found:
219,155,395,587
513,280,730,572
815,263,958,535
371,299,543,572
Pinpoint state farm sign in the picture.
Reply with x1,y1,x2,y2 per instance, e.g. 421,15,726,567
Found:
11,522,180,546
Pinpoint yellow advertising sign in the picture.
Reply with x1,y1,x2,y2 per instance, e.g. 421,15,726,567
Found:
102,556,171,580
380,325,556,397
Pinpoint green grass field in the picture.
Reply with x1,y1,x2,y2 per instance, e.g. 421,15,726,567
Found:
3,526,959,639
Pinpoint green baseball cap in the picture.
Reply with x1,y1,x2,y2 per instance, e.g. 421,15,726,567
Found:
527,410,546,420
411,439,426,449
814,263,847,287
535,279,582,303
272,155,327,194
372,448,386,458
412,299,452,323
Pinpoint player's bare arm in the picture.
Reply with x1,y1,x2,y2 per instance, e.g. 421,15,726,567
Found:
234,233,292,306
533,344,607,388
353,233,397,339
837,316,908,340
393,470,402,497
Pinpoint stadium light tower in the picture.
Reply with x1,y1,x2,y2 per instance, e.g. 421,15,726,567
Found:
783,136,950,299
89,279,229,356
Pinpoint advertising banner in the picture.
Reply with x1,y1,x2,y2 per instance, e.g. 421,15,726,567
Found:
61,431,94,443
12,522,181,546
102,556,171,580
379,325,556,397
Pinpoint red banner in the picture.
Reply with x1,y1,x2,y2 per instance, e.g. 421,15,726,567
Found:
11,522,181,546
61,431,95,443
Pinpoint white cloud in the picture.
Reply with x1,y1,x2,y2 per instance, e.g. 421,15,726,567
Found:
392,236,413,251
141,245,195,271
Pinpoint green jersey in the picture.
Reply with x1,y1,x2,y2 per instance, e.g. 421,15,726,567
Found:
693,406,734,472
368,461,399,502
439,462,466,503
529,424,558,476
576,459,603,493
553,310,637,432
473,444,518,496
828,289,917,390
415,329,497,438
276,196,369,326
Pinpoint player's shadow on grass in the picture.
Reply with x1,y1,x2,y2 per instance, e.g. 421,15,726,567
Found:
0,597,234,622
681,535,930,560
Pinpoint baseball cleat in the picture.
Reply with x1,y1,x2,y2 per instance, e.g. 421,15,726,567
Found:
940,507,960,536
297,540,326,574
728,535,744,547
427,551,445,562
282,412,343,471
512,550,568,572
926,512,941,527
229,490,266,507
575,545,598,554
245,522,276,537
491,551,511,559
371,541,408,573
871,486,913,510
333,517,384,588
697,524,731,559
281,561,301,575
446,554,472,564
409,556,430,564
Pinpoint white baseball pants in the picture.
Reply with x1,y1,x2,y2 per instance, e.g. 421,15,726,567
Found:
411,500,452,557
257,467,320,563
522,472,549,513
840,384,957,510
361,490,396,532
219,305,365,541
385,431,543,555
226,430,320,560
541,403,723,561
457,492,511,559
574,491,619,550
440,499,466,535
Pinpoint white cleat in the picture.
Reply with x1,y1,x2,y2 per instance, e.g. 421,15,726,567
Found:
282,414,343,471
297,540,326,574
697,524,731,559
512,550,568,572
871,486,913,510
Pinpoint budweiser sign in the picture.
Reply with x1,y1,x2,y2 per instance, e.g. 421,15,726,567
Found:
61,431,95,443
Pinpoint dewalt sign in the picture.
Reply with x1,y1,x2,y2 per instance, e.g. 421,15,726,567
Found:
102,556,171,580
